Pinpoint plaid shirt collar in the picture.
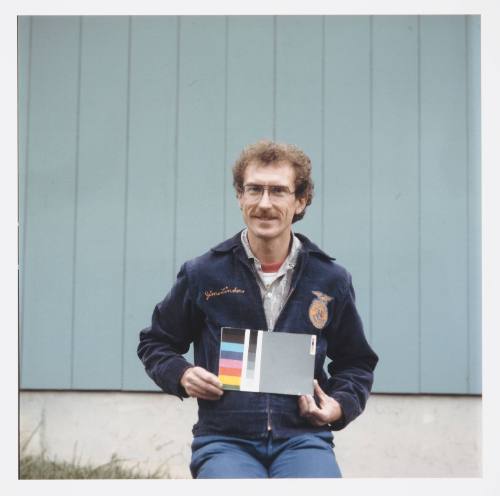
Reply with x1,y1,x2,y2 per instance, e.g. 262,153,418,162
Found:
240,228,302,272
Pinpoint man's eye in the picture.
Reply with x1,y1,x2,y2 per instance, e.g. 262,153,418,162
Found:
247,185,262,194
270,186,287,196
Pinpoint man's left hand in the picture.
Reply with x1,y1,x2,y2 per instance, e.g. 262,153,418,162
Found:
298,380,343,426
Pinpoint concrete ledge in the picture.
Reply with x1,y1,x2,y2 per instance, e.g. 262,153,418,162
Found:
20,391,481,478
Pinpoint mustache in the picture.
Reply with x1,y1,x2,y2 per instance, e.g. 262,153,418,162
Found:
251,213,277,220
247,206,278,220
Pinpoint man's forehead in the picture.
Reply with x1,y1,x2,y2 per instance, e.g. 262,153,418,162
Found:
244,160,295,182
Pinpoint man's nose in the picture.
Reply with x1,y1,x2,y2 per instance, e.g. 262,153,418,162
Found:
257,189,273,208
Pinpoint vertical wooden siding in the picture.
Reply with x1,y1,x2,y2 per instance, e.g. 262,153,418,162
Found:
19,15,481,394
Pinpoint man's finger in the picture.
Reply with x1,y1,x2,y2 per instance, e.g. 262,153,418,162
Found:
307,394,318,409
189,367,223,389
194,368,224,389
309,416,325,427
188,375,224,397
298,395,310,416
313,379,328,400
186,383,223,400
184,367,224,391
306,407,328,425
303,395,319,416
191,391,221,400
181,367,224,399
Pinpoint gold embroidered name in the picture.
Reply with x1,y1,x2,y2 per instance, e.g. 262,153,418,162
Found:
204,286,246,301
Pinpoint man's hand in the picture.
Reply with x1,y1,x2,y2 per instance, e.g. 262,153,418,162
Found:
180,366,224,400
298,380,343,426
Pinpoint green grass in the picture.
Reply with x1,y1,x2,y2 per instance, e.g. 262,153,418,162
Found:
20,423,173,479
19,452,169,479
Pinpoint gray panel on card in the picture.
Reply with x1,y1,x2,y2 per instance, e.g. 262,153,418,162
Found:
259,332,315,396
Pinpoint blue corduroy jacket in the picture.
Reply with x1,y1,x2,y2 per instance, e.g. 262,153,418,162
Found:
137,231,378,439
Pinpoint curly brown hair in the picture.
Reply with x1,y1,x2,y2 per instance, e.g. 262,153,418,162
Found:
232,140,314,223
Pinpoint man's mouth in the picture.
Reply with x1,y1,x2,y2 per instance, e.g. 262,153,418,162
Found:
254,216,276,221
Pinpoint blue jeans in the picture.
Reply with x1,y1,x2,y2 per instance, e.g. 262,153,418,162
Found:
190,431,342,478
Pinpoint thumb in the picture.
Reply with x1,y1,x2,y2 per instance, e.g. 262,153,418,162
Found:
313,379,329,401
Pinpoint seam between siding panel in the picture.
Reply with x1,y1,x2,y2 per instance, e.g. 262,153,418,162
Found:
223,16,228,238
465,15,471,393
70,16,83,388
321,16,325,249
273,15,277,140
368,16,373,345
172,17,180,281
20,16,33,382
417,15,422,393
120,16,132,390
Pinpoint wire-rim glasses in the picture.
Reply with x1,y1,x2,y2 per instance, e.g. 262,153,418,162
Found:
241,184,296,202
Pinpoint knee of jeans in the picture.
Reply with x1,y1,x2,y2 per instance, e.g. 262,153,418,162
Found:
286,432,335,450
190,436,247,478
190,444,213,478
190,437,221,478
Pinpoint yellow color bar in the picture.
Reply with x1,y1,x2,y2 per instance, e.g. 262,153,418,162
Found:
219,375,241,386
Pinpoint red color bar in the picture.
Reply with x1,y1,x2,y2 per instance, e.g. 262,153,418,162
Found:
219,366,242,377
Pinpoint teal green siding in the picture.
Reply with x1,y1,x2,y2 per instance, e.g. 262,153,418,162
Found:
371,16,420,392
466,16,481,395
419,17,468,393
123,16,179,390
323,16,371,346
275,16,324,244
18,16,31,378
176,17,227,265
225,16,274,236
20,17,81,388
19,15,481,394
72,17,130,389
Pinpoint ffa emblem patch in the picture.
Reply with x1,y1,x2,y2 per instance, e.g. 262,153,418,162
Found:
308,291,333,330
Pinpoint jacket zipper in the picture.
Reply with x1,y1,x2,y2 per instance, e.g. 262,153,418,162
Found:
239,251,306,434
264,284,298,433
240,258,275,432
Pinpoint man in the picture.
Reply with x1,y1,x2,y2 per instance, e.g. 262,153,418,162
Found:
137,140,378,478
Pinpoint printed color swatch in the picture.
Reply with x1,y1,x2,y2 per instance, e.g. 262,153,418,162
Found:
218,327,245,390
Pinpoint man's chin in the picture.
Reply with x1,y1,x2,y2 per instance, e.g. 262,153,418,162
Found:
247,224,280,240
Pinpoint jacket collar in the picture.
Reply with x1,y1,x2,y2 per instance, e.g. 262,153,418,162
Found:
211,230,335,261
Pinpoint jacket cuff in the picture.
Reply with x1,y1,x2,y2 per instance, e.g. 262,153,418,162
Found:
329,392,360,431
176,363,195,399
157,356,194,399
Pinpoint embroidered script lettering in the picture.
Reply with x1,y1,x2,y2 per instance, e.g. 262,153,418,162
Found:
204,286,246,301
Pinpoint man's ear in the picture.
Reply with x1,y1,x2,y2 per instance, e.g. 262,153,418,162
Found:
295,196,307,215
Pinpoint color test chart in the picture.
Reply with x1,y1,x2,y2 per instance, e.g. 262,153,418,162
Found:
218,327,262,392
218,327,316,396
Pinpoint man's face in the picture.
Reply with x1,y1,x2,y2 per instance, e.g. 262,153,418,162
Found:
238,160,306,243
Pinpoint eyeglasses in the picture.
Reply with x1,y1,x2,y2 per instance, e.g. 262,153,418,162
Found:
241,184,295,202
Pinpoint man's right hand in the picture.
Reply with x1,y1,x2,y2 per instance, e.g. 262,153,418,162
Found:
180,366,224,400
